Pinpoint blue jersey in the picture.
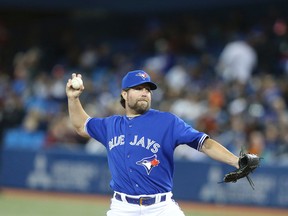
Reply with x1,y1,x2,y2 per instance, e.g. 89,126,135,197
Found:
85,109,208,195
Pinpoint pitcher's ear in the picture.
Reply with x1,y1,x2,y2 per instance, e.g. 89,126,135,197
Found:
121,89,128,100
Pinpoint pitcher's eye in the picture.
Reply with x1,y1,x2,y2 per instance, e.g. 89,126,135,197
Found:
145,87,151,92
133,86,151,92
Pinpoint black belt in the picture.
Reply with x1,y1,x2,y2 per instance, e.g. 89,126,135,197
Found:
115,193,166,206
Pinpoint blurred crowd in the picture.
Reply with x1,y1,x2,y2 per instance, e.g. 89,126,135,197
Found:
0,7,288,165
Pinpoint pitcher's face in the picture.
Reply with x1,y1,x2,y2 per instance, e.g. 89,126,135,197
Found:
122,84,152,115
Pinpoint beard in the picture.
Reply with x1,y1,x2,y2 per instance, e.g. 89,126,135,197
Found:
127,99,150,114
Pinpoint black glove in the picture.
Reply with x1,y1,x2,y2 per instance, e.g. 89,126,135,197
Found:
222,152,261,189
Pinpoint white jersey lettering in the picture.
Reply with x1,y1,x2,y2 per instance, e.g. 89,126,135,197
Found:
146,139,155,150
109,135,125,150
151,143,160,153
109,135,161,153
135,136,145,147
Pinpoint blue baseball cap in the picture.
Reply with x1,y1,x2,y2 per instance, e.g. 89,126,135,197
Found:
121,70,157,90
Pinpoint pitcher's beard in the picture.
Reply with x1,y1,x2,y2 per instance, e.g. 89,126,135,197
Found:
128,100,150,115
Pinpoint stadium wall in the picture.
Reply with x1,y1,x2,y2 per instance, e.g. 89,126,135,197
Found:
0,148,287,209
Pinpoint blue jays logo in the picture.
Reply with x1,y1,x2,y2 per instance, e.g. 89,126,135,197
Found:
136,72,148,80
136,154,160,175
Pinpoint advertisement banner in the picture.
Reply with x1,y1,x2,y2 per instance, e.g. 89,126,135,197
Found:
1,149,288,208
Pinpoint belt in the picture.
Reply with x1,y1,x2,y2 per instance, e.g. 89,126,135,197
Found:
114,192,166,206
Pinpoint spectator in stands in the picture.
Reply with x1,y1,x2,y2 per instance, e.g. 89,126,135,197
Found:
0,7,288,166
215,32,258,84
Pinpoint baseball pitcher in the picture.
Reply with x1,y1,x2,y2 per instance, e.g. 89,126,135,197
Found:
66,70,260,216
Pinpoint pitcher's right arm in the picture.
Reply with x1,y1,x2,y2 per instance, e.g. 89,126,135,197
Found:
66,73,90,138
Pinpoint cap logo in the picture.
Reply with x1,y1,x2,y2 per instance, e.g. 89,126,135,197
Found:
136,72,148,80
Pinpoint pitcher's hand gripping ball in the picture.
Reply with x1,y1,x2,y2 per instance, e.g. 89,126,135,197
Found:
222,151,261,189
71,77,83,90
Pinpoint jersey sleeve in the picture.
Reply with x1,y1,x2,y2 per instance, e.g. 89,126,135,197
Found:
173,115,209,151
84,117,107,146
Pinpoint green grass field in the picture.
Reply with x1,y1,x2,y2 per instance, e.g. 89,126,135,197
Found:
1,189,288,216
0,196,208,216
1,196,108,216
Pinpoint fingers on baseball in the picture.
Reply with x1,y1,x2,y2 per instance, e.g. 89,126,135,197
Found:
69,73,84,90
72,73,82,79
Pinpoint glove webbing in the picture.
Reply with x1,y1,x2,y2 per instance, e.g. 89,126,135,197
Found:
218,146,261,190
246,175,255,190
218,172,256,190
239,146,256,189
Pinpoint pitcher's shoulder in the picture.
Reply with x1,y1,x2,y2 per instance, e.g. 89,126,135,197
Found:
149,109,176,119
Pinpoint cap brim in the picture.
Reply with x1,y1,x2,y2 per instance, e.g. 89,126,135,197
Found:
127,81,157,90
147,82,157,90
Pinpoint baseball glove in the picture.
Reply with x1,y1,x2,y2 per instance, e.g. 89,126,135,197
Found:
222,151,261,189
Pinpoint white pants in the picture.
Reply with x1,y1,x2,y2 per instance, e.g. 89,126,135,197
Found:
106,192,185,216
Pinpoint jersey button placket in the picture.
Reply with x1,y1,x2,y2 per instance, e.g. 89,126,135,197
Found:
126,119,134,182
127,120,139,192
126,120,132,160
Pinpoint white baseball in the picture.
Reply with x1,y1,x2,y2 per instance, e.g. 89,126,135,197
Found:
71,77,83,90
